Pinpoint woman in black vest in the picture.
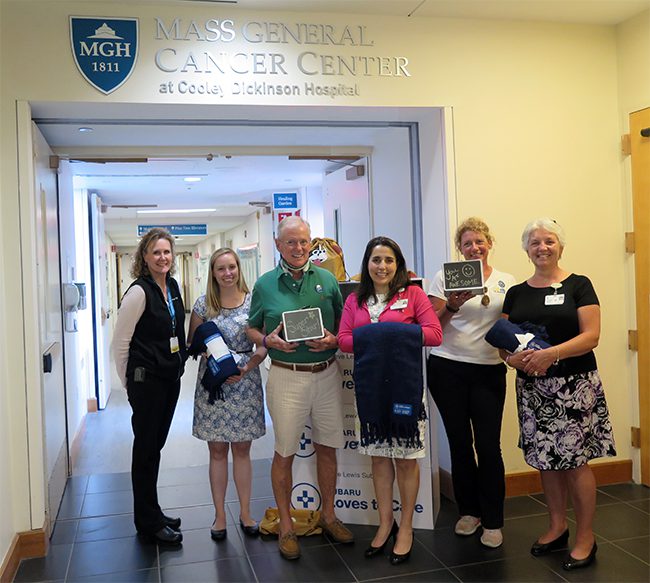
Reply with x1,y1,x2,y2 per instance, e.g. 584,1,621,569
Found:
113,228,187,546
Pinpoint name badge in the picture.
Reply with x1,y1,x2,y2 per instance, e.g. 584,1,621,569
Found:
170,336,180,353
391,299,408,310
545,294,565,305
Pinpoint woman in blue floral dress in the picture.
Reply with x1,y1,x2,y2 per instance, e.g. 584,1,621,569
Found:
501,218,615,572
188,248,266,540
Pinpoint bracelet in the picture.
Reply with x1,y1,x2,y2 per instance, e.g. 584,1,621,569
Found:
262,335,268,349
445,302,460,313
504,354,514,370
553,347,560,366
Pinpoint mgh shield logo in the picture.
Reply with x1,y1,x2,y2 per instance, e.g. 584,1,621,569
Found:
70,17,138,94
291,482,322,511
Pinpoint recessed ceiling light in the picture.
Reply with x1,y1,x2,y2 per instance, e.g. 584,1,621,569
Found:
137,208,216,214
184,176,202,182
78,127,94,133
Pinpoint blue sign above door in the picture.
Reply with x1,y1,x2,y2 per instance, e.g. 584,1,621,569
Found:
273,193,298,209
137,224,208,237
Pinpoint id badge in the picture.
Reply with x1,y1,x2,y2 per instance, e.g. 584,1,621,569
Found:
170,336,180,353
391,299,408,310
545,294,565,306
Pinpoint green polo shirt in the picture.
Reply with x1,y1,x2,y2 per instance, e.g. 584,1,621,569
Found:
248,263,343,363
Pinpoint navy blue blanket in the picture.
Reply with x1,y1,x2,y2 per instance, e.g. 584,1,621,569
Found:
352,322,425,448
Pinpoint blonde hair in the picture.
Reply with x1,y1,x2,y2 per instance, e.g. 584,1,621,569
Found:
454,217,494,252
131,228,176,279
205,248,249,318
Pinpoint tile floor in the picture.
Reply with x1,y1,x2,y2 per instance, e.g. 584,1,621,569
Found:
14,464,650,582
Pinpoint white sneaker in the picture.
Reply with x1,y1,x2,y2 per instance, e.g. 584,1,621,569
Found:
480,528,503,548
455,515,481,536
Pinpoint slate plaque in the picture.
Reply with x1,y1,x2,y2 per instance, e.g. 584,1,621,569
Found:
442,260,484,294
282,307,325,342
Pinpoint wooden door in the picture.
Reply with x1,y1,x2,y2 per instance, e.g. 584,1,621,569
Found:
630,107,650,485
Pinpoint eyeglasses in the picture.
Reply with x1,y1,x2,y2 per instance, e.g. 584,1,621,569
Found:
280,239,310,248
481,287,490,307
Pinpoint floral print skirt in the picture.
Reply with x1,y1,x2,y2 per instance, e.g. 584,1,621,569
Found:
516,370,616,471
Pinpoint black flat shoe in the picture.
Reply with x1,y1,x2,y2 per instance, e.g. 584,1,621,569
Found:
239,519,259,537
139,526,183,546
162,514,181,531
365,520,398,558
210,527,227,541
530,529,569,556
389,532,413,566
562,541,597,571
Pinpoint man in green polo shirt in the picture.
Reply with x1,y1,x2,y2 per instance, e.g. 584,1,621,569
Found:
247,216,354,560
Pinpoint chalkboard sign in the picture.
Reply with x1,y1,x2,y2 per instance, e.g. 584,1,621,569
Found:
443,260,485,294
282,307,325,343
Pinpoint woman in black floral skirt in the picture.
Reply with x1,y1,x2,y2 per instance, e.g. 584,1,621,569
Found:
501,218,615,571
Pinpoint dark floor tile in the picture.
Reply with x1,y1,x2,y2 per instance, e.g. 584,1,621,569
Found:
226,496,276,527
67,537,158,579
86,472,132,494
166,503,234,531
250,457,273,478
13,544,72,582
532,489,619,509
235,530,330,557
157,482,213,508
581,502,650,540
50,520,78,545
597,483,650,503
333,522,379,541
336,537,444,581
80,490,133,518
64,475,89,497
157,526,246,567
56,493,84,520
250,544,356,582
535,541,650,582
503,495,548,519
161,557,255,582
612,535,649,564
629,498,650,514
251,475,276,499
75,514,137,542
67,568,159,583
453,555,566,582
364,567,458,582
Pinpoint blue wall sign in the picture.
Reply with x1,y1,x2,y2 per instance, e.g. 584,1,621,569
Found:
70,17,138,95
137,224,208,237
273,193,298,209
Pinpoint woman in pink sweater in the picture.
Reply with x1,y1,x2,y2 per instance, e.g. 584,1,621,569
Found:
338,236,442,565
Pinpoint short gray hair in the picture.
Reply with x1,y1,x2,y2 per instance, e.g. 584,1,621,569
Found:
521,218,566,250
276,216,311,240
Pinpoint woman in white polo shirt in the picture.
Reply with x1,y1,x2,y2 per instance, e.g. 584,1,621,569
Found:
427,217,515,549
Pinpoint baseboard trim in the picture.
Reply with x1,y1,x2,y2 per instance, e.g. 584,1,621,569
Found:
87,398,98,413
439,459,633,501
0,528,48,583
69,412,87,471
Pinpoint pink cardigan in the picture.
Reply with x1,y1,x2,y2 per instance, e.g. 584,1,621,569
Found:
338,285,442,353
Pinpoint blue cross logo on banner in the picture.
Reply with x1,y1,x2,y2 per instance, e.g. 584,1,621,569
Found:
70,17,138,95
291,482,322,511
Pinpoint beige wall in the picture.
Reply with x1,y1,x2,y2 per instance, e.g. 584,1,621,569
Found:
1,0,646,566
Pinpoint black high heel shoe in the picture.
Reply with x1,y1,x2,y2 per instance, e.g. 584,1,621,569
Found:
365,520,398,558
562,541,597,571
530,529,569,556
389,531,413,565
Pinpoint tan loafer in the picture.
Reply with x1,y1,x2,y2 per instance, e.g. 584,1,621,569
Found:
318,517,354,544
278,531,300,560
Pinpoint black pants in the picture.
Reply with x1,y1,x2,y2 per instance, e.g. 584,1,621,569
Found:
126,376,181,534
427,355,507,529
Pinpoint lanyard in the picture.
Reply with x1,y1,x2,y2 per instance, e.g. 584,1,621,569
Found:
166,286,176,336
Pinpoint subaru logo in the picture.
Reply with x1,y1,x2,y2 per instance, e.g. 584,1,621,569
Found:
70,16,138,94
291,482,321,511
296,424,315,458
